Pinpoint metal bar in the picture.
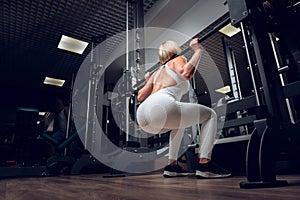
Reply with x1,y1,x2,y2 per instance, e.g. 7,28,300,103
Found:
215,134,251,144
64,73,74,155
232,50,243,100
222,37,242,100
278,66,289,73
85,68,92,149
86,44,95,149
133,16,231,88
221,115,256,129
180,17,231,56
126,1,129,72
268,33,285,85
125,0,130,142
268,33,295,124
198,17,231,41
240,22,260,106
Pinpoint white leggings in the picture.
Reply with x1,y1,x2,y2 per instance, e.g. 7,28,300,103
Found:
136,91,217,160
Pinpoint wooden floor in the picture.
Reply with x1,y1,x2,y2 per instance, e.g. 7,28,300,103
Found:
1,173,300,200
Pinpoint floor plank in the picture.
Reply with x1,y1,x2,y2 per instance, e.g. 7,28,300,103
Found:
1,173,300,200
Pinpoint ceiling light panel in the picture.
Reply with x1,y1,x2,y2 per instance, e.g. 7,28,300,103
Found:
43,76,65,87
219,23,241,37
215,85,231,94
58,35,89,54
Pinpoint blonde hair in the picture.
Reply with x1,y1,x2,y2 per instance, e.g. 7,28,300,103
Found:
158,40,182,64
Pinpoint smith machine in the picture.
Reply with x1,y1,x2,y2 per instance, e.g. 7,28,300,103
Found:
73,0,300,183
226,0,300,188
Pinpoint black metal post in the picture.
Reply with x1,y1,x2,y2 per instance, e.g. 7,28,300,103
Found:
226,0,289,188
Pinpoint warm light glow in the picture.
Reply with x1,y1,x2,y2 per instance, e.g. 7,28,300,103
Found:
219,23,241,37
215,86,231,94
39,112,46,116
43,77,65,87
58,35,88,54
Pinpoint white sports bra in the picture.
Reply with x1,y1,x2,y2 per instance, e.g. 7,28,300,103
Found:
153,63,190,100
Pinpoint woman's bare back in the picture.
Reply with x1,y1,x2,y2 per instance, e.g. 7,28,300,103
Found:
151,66,177,95
137,56,187,102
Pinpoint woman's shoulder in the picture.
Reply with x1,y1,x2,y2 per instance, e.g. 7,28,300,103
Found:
174,55,186,62
169,55,186,68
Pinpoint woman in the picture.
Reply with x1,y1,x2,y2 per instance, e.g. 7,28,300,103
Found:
136,38,230,178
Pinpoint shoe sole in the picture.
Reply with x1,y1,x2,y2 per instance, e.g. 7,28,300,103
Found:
163,171,189,178
195,170,231,179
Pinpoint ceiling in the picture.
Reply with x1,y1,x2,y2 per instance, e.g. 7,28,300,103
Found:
0,0,159,110
0,0,248,113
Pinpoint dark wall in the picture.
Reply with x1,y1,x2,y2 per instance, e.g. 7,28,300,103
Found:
0,85,70,142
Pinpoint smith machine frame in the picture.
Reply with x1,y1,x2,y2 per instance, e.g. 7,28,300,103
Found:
227,0,300,188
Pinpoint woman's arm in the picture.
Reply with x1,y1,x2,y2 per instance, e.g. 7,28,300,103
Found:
173,38,203,80
137,72,155,102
